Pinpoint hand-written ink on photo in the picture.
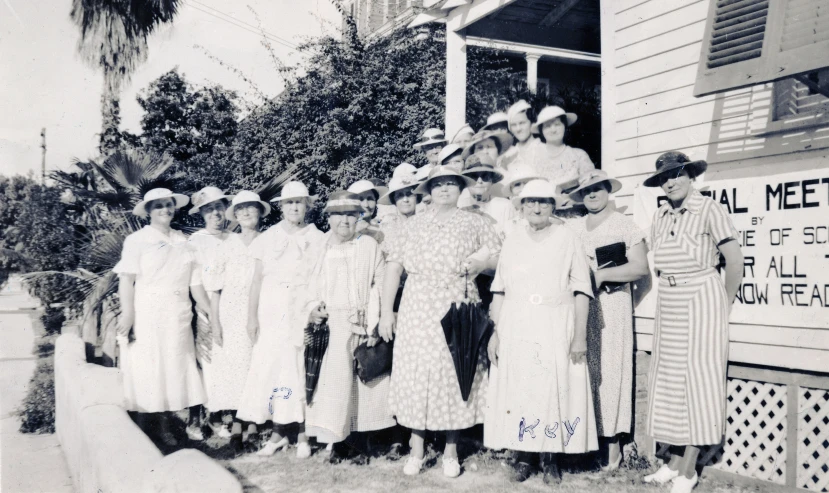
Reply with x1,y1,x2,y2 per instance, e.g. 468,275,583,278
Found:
267,387,292,414
519,417,580,446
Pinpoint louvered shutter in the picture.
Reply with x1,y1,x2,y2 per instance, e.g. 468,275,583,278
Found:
694,0,829,97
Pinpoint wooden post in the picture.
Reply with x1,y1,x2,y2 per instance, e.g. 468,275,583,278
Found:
445,27,467,139
785,383,798,488
525,54,540,94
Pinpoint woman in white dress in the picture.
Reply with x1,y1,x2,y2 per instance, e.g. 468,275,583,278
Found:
115,188,207,447
237,182,324,459
303,191,395,463
568,171,650,471
187,186,233,439
203,191,270,449
485,179,598,484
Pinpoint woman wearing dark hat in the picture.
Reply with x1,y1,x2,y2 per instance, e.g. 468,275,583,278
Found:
568,170,650,471
115,188,207,446
461,154,516,239
303,191,395,462
202,191,268,449
240,181,324,459
485,179,598,484
532,106,595,188
462,129,514,167
187,186,233,439
641,152,744,493
379,167,502,478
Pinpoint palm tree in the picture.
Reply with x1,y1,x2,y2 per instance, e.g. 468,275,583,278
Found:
70,0,180,154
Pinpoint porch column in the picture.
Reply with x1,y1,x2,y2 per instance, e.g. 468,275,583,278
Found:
445,28,467,138
526,54,541,94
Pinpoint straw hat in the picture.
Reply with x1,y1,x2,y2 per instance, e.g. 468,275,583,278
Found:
643,151,708,187
462,154,505,183
189,186,234,215
438,144,464,165
461,130,515,160
507,100,532,121
324,190,364,214
392,162,418,179
348,179,389,199
568,170,623,202
450,124,475,144
132,188,189,218
412,128,447,149
269,181,318,204
414,166,476,195
504,166,543,195
480,112,509,132
532,106,578,135
378,174,422,205
225,190,271,222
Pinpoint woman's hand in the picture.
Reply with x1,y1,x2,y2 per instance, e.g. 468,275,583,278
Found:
118,310,135,337
247,317,259,343
487,331,499,366
212,318,223,347
462,257,487,278
309,303,328,325
366,334,380,348
378,311,396,342
569,336,587,364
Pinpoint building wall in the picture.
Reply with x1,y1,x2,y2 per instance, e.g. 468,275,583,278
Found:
600,0,829,374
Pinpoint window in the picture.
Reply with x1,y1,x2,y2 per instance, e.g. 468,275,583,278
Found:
693,0,829,98
773,69,829,125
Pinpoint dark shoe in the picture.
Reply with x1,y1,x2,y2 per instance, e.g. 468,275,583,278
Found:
328,443,348,464
387,442,404,461
350,454,370,466
510,462,534,483
542,461,562,485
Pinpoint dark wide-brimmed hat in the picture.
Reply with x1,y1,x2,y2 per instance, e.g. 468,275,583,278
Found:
462,154,505,183
643,151,708,187
324,190,364,214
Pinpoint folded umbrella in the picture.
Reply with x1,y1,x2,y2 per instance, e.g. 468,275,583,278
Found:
440,272,494,402
304,320,330,405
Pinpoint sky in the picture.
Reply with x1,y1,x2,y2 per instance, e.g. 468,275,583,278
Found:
0,0,341,179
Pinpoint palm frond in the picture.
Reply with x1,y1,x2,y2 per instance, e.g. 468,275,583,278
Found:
255,164,303,203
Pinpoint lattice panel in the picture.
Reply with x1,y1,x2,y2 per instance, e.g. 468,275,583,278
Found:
709,378,788,484
798,387,829,492
655,378,787,484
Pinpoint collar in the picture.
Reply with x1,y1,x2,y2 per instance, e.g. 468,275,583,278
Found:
659,189,705,217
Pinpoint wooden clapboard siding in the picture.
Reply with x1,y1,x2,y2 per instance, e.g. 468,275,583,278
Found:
617,85,717,122
616,0,703,32
616,1,709,48
617,64,698,102
616,43,704,85
616,100,720,141
615,21,705,67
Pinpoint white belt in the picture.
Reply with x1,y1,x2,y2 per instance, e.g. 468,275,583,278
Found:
506,293,572,306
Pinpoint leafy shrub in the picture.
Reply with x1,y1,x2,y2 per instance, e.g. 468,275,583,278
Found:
40,307,66,336
18,360,56,434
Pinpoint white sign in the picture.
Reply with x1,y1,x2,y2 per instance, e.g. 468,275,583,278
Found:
633,168,829,329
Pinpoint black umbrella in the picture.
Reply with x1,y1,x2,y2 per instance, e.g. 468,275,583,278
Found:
304,319,330,405
441,271,494,402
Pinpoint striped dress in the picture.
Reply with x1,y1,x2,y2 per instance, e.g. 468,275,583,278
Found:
647,189,738,446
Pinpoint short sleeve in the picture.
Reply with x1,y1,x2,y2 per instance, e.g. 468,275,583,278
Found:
384,220,410,265
707,200,739,246
201,242,226,292
619,215,646,250
569,235,595,298
113,234,140,276
575,148,595,175
478,216,502,258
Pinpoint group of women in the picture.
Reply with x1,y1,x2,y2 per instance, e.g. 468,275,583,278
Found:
115,101,744,493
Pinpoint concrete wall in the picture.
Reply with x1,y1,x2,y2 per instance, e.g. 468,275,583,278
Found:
54,333,242,493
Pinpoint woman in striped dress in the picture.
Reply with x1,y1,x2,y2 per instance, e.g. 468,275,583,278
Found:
642,152,744,493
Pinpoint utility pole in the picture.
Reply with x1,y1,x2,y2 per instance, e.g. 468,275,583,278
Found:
40,128,46,185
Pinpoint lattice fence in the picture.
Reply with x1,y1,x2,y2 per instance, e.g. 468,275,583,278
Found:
798,387,829,492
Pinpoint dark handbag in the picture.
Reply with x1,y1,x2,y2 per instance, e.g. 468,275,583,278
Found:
353,338,394,384
595,242,628,293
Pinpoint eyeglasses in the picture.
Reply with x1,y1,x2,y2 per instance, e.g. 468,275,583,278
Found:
469,173,494,183
522,199,553,209
235,204,261,215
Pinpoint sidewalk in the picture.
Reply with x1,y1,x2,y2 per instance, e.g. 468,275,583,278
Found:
0,277,74,493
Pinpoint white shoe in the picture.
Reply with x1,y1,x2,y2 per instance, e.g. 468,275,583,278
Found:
670,473,699,493
601,452,622,472
296,441,312,459
644,464,679,484
442,457,461,478
185,425,204,441
217,426,233,439
256,436,289,456
403,456,424,476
